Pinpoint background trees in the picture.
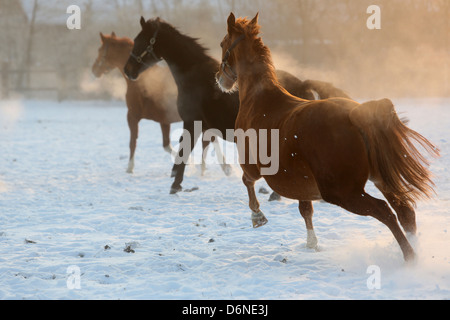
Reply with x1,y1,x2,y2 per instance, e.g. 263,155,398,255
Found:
1,0,448,99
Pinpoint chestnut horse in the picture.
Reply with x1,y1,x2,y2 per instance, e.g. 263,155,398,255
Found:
216,13,439,261
92,32,228,176
92,32,179,173
124,17,350,195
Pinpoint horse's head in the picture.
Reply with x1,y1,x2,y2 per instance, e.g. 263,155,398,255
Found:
124,17,163,81
216,12,260,93
92,32,120,78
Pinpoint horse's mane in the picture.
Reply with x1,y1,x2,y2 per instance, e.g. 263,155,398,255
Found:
102,33,134,48
117,36,134,47
234,17,278,82
147,18,212,62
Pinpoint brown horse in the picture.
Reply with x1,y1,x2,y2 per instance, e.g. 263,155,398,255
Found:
92,32,228,175
216,13,439,262
92,32,179,173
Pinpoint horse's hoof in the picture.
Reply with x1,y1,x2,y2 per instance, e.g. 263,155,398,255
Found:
403,246,417,264
170,185,182,194
268,192,281,201
164,144,174,154
222,164,232,176
306,243,319,251
306,229,318,250
252,216,268,228
251,210,268,228
201,165,206,177
184,187,199,192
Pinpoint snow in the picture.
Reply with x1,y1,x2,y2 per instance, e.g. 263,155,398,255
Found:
0,97,449,300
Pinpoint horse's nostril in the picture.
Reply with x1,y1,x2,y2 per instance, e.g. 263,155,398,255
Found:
124,67,137,81
123,65,132,79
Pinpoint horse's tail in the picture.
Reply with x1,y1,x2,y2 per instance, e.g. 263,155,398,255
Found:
349,98,440,207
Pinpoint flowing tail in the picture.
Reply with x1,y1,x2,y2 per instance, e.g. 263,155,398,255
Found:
349,98,440,207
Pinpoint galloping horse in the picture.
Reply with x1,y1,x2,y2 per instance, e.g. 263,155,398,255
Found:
92,32,180,173
92,32,227,176
216,13,439,261
124,17,350,195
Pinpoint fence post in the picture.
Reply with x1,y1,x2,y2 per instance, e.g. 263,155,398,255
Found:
1,61,9,99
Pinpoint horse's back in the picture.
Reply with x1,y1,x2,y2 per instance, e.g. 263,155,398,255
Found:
275,97,370,190
284,97,363,156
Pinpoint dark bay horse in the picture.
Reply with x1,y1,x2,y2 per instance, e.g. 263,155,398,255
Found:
216,13,439,262
92,32,228,175
124,17,350,195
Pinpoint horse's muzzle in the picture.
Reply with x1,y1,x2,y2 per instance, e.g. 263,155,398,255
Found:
123,63,138,81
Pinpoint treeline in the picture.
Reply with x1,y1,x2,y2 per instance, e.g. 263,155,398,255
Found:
1,0,448,99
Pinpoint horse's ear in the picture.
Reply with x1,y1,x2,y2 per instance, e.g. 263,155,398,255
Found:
100,32,105,42
140,16,146,29
227,12,236,33
111,31,116,38
250,12,259,26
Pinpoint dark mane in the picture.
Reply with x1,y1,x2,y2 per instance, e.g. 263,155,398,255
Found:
147,18,214,64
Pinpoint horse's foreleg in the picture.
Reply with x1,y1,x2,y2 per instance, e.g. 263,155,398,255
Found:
170,121,201,194
211,136,232,176
242,173,268,228
127,113,139,174
298,201,318,250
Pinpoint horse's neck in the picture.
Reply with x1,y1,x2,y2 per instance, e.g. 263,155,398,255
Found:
237,55,280,102
114,43,133,80
234,43,290,119
161,28,215,83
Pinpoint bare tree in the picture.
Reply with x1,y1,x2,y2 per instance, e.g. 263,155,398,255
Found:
16,0,38,91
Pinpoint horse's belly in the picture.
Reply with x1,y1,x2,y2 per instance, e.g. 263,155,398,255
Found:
264,171,322,201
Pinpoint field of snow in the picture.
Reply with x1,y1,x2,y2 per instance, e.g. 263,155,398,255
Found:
0,97,449,300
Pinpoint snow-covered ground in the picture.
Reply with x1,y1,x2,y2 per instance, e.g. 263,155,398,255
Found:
0,98,449,300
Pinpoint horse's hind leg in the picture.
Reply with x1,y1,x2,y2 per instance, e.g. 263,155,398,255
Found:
268,191,281,202
201,135,232,176
127,113,139,174
242,173,268,228
323,189,415,261
375,183,417,235
211,136,232,176
160,123,174,155
298,201,318,250
170,121,201,194
201,139,210,176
